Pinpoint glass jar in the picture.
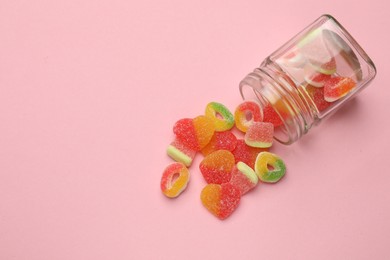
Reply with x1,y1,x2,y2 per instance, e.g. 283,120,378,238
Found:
239,14,376,144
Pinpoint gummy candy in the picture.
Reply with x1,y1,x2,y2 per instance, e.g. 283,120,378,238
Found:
200,183,241,220
173,116,215,151
281,50,307,68
310,57,336,75
244,122,274,148
205,102,235,131
161,162,190,198
306,85,331,112
193,115,216,150
199,150,235,184
232,139,266,169
234,101,262,133
229,162,258,195
304,71,331,88
262,103,284,127
173,118,197,150
254,152,286,183
201,131,237,156
167,138,197,167
324,76,356,102
298,29,337,75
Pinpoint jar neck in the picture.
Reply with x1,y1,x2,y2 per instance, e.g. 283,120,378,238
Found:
239,60,318,144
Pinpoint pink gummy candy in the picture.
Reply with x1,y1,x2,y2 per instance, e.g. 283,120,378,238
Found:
167,138,197,167
229,162,259,195
244,122,274,148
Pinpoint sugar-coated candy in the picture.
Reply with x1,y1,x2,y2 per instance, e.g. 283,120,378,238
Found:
262,103,284,127
244,122,274,148
309,57,336,75
205,102,235,131
161,162,190,198
173,118,197,150
306,85,331,112
255,152,286,183
199,150,235,184
304,71,331,88
234,101,262,133
173,116,215,151
193,115,216,150
167,138,196,167
298,29,336,75
229,162,258,195
200,183,241,220
324,76,356,102
281,50,307,68
232,139,266,169
201,131,237,156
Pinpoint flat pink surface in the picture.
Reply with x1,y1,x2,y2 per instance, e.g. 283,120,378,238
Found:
1,1,389,259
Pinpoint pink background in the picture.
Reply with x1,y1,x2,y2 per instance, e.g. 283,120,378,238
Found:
1,0,389,259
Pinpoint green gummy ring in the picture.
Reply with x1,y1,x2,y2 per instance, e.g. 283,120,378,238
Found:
264,159,286,183
205,102,234,131
255,152,286,183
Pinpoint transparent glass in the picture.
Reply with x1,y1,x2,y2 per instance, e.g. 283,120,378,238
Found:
239,14,376,144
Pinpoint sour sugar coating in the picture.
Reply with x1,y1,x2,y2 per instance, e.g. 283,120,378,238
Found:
173,116,215,151
161,162,190,198
255,152,286,183
199,150,235,184
205,102,235,131
200,183,241,220
230,162,258,195
262,103,284,127
232,139,266,169
167,138,197,167
306,85,331,112
201,131,237,156
234,101,263,133
244,122,274,148
324,76,356,102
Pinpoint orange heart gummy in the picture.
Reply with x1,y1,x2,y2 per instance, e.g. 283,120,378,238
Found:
200,183,241,220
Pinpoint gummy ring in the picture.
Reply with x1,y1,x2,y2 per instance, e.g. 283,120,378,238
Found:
254,152,286,183
205,102,234,132
234,101,262,133
160,162,190,198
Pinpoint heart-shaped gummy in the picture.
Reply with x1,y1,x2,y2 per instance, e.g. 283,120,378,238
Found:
324,76,356,102
173,116,215,151
199,150,235,184
173,118,198,150
200,183,241,220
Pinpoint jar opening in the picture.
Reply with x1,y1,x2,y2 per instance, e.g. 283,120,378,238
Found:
240,81,293,145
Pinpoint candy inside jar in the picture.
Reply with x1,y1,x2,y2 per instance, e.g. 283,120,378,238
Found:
240,15,376,144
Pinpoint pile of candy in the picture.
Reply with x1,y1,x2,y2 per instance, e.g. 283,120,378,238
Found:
160,101,287,220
